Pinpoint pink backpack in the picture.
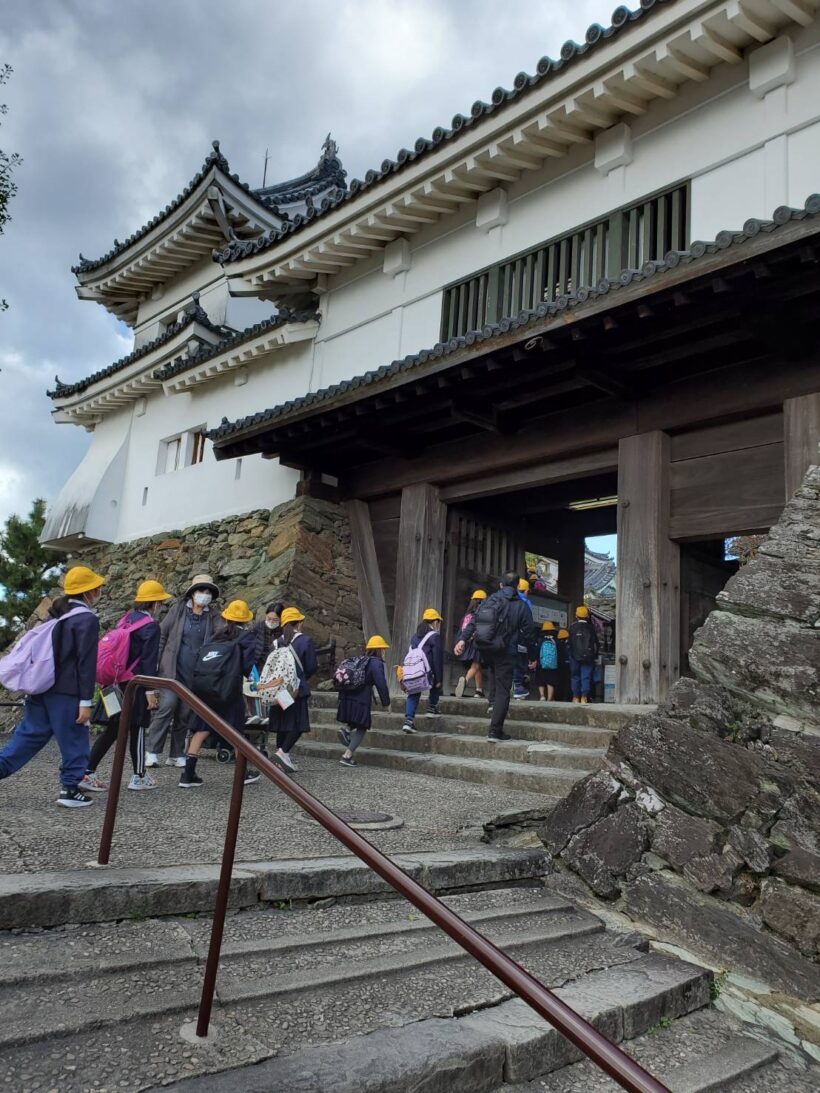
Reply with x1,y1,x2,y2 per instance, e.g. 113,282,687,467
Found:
96,614,152,687
0,606,90,696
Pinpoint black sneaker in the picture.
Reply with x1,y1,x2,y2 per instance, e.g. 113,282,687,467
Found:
401,722,416,734
340,756,357,767
337,727,352,747
57,787,93,808
244,769,261,785
178,773,204,789
487,731,512,742
425,708,441,719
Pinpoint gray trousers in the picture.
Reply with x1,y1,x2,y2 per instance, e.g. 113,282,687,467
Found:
146,688,190,758
347,728,367,754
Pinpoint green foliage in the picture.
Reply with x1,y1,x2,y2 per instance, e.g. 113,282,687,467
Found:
0,63,21,312
648,1015,675,1034
710,967,729,1003
0,499,61,647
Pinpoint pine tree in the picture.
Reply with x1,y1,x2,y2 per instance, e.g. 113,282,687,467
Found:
0,499,61,646
0,63,21,312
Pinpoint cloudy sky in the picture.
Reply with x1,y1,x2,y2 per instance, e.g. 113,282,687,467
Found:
0,0,616,553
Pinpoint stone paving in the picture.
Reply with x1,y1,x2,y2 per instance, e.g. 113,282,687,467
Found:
0,733,550,874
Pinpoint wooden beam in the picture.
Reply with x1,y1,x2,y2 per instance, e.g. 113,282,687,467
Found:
784,391,820,498
439,448,618,503
345,500,392,645
616,431,680,704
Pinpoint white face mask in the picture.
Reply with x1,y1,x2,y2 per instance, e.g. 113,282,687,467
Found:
193,591,212,607
265,619,279,630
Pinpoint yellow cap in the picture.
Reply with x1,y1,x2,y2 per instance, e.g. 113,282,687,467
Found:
575,605,590,618
518,579,530,592
541,621,556,631
471,590,487,601
281,606,306,625
222,599,254,623
422,608,443,622
64,565,105,596
558,628,569,639
134,579,171,603
366,635,389,650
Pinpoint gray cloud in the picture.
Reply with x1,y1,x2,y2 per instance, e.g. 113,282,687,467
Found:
0,0,613,525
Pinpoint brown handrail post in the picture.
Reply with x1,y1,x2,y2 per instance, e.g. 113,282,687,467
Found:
196,749,247,1037
97,683,138,866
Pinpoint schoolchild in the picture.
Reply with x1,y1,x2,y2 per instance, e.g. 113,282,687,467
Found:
536,621,560,702
401,609,444,734
336,636,391,767
556,628,571,702
181,600,263,788
0,565,105,808
567,605,599,704
262,607,317,774
453,591,486,699
513,579,534,700
81,579,171,793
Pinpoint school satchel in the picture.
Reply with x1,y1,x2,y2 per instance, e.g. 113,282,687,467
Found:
400,631,435,695
96,614,152,687
0,606,90,695
334,654,370,692
539,639,558,670
191,640,241,708
473,595,510,653
258,644,300,705
569,623,596,664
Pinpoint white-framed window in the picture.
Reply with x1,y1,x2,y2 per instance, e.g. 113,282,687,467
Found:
156,426,208,475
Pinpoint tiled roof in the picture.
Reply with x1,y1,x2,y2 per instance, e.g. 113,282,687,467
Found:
256,137,348,211
152,308,317,382
208,194,820,444
49,294,226,399
584,554,617,594
215,0,671,266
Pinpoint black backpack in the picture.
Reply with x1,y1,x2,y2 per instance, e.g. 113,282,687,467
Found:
474,595,511,652
191,640,241,709
334,654,370,692
569,623,596,664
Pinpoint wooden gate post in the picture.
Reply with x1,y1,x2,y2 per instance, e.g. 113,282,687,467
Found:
784,392,820,500
388,484,448,694
616,432,680,705
345,500,392,646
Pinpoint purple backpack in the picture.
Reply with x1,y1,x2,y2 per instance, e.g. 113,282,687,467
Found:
0,607,90,696
401,631,435,695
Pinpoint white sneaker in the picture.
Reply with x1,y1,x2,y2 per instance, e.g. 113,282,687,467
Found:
79,772,108,793
145,753,159,768
166,756,186,768
127,773,157,791
454,676,466,699
275,748,296,772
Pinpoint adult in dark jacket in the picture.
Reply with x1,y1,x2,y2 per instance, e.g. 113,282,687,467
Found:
337,636,391,766
567,605,599,703
145,573,223,768
401,609,444,734
455,573,538,741
251,601,284,674
264,607,317,774
81,579,171,793
180,600,263,788
0,565,105,808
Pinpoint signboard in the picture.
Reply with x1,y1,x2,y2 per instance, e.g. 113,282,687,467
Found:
604,662,617,704
529,593,568,629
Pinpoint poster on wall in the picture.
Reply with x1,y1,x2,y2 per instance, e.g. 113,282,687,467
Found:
525,552,558,593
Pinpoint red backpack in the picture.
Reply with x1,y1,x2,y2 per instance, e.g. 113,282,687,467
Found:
96,614,152,687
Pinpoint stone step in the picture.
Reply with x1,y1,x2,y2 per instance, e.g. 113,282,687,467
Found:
297,739,588,795
310,690,651,730
312,706,616,747
0,846,550,930
309,719,607,770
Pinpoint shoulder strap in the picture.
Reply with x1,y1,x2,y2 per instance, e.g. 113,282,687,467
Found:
418,630,435,651
288,641,304,674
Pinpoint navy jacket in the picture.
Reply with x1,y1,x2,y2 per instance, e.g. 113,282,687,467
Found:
461,587,538,660
336,655,390,730
50,601,100,702
287,632,318,698
409,628,443,687
121,610,161,677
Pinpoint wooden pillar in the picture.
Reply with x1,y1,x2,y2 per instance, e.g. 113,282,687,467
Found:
784,393,820,499
344,501,392,646
554,533,586,620
616,431,680,705
388,484,447,693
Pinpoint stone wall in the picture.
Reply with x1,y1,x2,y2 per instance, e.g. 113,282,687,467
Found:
540,463,820,1004
80,495,364,661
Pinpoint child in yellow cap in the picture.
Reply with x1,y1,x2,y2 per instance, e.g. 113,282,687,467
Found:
401,609,444,734
336,636,391,766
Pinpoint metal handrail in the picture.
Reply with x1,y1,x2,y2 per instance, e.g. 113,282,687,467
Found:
98,676,668,1093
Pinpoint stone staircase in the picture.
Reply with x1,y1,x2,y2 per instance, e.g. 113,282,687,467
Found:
302,692,646,798
2,874,814,1092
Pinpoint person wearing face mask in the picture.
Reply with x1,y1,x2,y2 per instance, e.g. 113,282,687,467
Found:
80,580,171,793
181,600,263,788
252,601,284,675
0,565,105,808
145,574,224,768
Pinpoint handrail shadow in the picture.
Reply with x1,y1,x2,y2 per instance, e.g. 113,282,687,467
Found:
98,675,668,1093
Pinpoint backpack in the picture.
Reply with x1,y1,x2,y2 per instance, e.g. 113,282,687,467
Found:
473,595,511,652
191,640,241,709
334,654,370,692
0,606,90,696
401,631,435,695
258,643,300,705
539,638,558,670
569,623,596,664
96,614,153,687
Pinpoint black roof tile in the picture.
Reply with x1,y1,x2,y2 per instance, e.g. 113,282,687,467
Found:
215,1,671,266
208,194,820,444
